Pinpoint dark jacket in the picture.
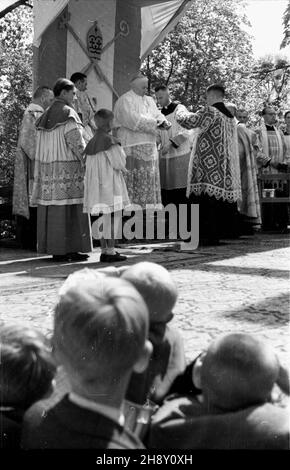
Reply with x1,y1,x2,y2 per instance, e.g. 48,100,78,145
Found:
0,408,24,449
148,395,290,450
21,395,145,449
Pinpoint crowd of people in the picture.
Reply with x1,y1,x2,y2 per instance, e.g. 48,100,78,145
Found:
1,262,289,449
12,72,290,260
5,69,290,451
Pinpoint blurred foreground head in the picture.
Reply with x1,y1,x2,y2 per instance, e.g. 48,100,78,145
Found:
53,271,151,390
0,323,56,409
122,262,178,345
201,333,280,412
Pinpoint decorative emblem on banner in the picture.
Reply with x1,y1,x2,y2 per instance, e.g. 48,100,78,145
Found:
87,21,103,61
57,12,120,98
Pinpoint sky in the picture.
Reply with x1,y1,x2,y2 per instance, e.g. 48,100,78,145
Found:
244,0,290,58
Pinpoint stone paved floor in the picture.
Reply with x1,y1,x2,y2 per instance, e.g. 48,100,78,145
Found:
0,233,289,366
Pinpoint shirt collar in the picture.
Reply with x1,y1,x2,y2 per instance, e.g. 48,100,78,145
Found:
26,103,44,113
69,392,125,427
163,101,172,109
265,124,276,131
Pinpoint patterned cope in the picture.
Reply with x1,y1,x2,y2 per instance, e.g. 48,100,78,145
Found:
176,106,241,203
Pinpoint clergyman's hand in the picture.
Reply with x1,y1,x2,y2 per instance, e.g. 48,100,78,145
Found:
157,119,172,130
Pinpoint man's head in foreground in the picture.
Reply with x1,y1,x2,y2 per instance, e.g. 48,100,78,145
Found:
53,272,152,407
200,333,280,412
122,262,178,346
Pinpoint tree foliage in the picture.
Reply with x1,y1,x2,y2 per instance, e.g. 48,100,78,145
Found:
249,55,290,110
281,0,290,49
0,0,289,189
142,0,254,109
141,0,290,127
0,5,33,186
0,1,32,20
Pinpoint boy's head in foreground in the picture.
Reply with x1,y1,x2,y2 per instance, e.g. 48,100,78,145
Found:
122,262,178,346
94,108,114,133
199,333,280,412
53,272,152,404
0,324,56,410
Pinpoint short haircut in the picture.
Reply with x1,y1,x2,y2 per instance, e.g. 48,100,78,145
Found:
0,324,56,409
70,72,87,83
201,333,279,412
284,110,290,119
53,78,75,97
53,273,149,387
95,108,114,121
206,84,225,96
33,86,52,99
226,102,237,117
122,262,177,324
261,106,275,116
155,84,168,93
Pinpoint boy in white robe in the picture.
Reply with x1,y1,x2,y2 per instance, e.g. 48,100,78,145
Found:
84,109,130,263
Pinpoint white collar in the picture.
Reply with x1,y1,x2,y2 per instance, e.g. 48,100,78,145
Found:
26,103,44,113
69,392,125,427
130,89,147,100
163,101,172,109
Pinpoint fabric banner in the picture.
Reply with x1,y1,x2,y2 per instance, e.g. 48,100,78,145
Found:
0,0,20,12
33,0,69,46
140,0,194,59
32,0,193,55
66,0,116,110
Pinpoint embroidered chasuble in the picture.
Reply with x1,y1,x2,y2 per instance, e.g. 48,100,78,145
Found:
175,103,241,203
